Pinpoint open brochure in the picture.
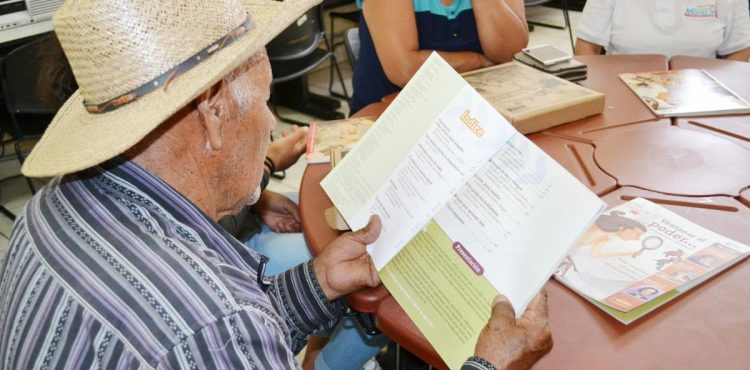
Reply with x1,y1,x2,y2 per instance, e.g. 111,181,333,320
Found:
555,197,750,324
320,53,605,369
620,69,750,117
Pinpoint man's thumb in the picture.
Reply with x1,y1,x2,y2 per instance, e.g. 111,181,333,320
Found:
350,214,382,244
490,294,516,327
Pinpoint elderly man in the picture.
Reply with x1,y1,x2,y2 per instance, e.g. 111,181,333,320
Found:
0,0,551,369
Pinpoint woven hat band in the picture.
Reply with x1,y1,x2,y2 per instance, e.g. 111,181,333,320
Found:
83,17,253,114
54,0,249,105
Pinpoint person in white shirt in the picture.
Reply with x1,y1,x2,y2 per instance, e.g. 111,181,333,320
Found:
575,0,750,61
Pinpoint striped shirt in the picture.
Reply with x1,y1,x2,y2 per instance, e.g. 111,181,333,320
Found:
0,158,341,369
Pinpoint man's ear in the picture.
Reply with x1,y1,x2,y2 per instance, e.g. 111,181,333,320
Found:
195,83,227,150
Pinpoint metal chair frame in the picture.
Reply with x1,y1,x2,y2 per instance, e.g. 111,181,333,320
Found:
268,5,348,125
327,8,359,99
1,34,58,195
525,0,575,52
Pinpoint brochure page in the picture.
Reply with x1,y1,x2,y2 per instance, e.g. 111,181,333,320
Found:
619,69,750,117
321,52,467,223
380,221,498,370
322,53,516,269
380,135,604,369
433,133,605,315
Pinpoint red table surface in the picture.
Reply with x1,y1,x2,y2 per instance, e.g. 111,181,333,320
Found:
741,188,750,209
544,54,671,144
527,133,616,196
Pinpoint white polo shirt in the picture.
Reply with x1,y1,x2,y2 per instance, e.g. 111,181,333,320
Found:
577,0,750,58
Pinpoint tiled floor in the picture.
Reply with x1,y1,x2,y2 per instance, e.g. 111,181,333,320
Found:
0,6,582,260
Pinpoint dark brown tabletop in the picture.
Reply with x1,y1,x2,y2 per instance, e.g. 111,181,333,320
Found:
298,56,750,369
593,126,750,197
527,133,617,196
544,55,671,143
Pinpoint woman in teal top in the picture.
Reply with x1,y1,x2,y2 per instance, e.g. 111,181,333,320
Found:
350,0,529,113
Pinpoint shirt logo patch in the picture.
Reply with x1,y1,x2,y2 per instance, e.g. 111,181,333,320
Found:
684,5,717,18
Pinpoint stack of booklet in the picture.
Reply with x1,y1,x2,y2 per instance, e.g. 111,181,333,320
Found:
513,51,588,82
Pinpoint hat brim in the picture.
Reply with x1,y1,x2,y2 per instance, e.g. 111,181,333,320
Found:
22,0,322,178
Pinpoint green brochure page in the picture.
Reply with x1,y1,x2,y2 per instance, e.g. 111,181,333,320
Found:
380,221,498,370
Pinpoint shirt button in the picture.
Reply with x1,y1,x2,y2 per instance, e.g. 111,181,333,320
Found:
453,33,458,38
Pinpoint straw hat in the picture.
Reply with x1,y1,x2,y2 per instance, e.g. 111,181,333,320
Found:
22,0,321,177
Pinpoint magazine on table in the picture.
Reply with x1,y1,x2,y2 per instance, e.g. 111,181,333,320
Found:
619,69,750,117
555,197,750,324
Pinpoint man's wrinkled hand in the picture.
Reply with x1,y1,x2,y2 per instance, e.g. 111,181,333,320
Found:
252,190,301,233
474,291,553,370
313,215,381,301
266,126,308,171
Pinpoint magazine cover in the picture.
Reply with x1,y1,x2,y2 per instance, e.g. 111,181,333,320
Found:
555,198,750,323
620,69,750,117
305,117,375,163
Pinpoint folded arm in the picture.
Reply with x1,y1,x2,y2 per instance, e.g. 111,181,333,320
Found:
472,0,528,63
362,0,496,87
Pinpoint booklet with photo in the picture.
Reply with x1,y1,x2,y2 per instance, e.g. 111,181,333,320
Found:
555,197,750,324
321,52,605,369
305,117,375,163
620,69,750,117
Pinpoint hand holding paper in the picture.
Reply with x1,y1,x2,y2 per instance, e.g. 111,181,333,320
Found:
313,215,382,301
475,292,552,370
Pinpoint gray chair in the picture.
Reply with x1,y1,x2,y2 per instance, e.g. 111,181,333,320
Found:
524,0,575,52
267,5,347,124
325,0,360,99
1,34,60,195
344,27,360,70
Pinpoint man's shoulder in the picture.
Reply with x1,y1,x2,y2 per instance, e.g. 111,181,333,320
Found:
14,169,275,362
